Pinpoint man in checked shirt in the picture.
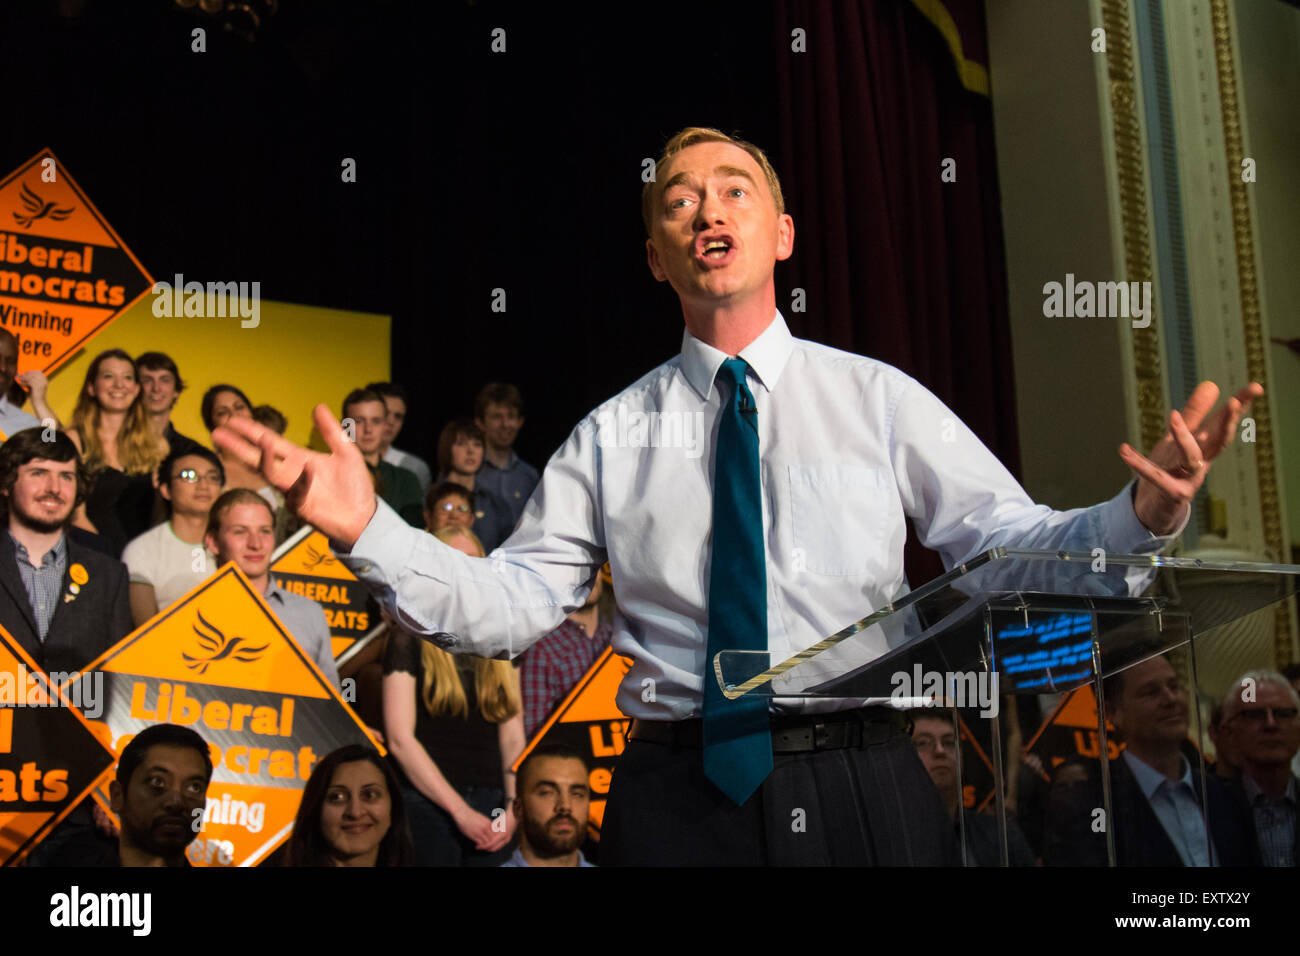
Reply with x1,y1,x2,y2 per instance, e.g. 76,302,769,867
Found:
521,569,613,739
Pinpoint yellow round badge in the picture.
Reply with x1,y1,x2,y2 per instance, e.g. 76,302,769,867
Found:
69,563,89,586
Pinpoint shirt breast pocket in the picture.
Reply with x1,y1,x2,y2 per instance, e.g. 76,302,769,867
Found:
788,463,889,576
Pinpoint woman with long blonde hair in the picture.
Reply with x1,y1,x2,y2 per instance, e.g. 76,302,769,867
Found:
67,349,168,557
381,525,525,865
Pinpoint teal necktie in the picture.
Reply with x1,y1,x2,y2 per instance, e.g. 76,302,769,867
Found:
703,357,773,805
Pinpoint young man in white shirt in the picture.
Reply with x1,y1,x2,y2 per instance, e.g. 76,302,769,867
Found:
215,126,1262,865
122,446,223,627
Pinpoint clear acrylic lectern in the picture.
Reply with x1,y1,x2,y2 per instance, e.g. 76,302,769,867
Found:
714,549,1300,866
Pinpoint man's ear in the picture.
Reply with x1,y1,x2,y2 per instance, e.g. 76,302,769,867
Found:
646,238,668,282
109,781,123,815
204,532,218,558
157,477,169,498
775,212,795,262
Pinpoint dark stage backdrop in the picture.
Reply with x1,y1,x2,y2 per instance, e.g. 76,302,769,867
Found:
2,0,1009,584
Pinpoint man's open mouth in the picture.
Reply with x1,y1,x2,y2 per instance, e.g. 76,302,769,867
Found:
696,234,736,265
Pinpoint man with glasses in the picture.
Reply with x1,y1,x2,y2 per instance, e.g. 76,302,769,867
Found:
909,710,1037,865
423,481,475,535
1222,670,1300,866
121,447,225,627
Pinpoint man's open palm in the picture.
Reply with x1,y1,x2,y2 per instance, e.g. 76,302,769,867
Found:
1120,380,1263,536
213,404,378,547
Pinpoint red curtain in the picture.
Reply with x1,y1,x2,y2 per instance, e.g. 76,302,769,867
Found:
772,0,1014,584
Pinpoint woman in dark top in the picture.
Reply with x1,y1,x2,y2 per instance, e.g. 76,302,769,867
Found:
382,526,526,866
67,350,167,557
284,744,415,867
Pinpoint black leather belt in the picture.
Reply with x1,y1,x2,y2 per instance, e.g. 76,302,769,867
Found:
628,708,909,754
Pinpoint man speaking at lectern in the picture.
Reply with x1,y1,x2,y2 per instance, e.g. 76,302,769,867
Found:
215,127,1261,866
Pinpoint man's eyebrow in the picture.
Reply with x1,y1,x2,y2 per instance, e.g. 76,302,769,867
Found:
661,165,759,196
715,165,757,184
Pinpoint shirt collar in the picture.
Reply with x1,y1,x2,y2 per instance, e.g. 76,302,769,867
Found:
8,530,67,566
484,449,518,472
679,310,795,401
1242,772,1298,806
264,581,286,604
509,847,590,867
1123,749,1194,800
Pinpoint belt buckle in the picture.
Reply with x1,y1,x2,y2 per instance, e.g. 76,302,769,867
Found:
812,719,829,750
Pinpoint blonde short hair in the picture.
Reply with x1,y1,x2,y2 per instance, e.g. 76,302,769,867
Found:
640,126,785,236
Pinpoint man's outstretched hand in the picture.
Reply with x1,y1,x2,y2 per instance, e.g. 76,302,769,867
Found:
1120,381,1264,536
212,404,377,548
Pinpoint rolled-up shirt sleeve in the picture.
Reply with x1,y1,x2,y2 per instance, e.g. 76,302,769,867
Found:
335,421,607,659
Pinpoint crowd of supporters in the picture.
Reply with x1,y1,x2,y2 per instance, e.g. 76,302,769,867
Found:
0,331,599,867
1,329,1297,867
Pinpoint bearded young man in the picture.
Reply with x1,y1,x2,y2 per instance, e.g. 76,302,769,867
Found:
0,426,132,865
0,427,131,672
502,745,595,868
215,127,1262,866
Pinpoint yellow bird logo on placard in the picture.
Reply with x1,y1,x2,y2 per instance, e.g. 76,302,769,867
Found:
181,608,269,675
12,182,74,229
301,544,338,573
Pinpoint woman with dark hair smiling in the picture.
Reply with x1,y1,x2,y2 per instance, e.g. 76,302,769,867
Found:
285,745,414,867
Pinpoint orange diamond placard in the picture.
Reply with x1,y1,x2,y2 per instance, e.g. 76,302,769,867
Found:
0,148,154,374
0,624,117,867
271,527,374,659
69,563,380,867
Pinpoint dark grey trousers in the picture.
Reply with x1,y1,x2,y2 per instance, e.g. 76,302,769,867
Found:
600,731,958,866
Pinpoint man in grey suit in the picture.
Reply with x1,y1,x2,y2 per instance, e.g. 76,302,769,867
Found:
0,427,133,865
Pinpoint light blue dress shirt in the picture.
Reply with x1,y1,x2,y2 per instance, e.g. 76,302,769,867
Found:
265,581,340,689
499,847,594,867
1122,749,1215,866
337,311,1186,720
0,395,40,439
